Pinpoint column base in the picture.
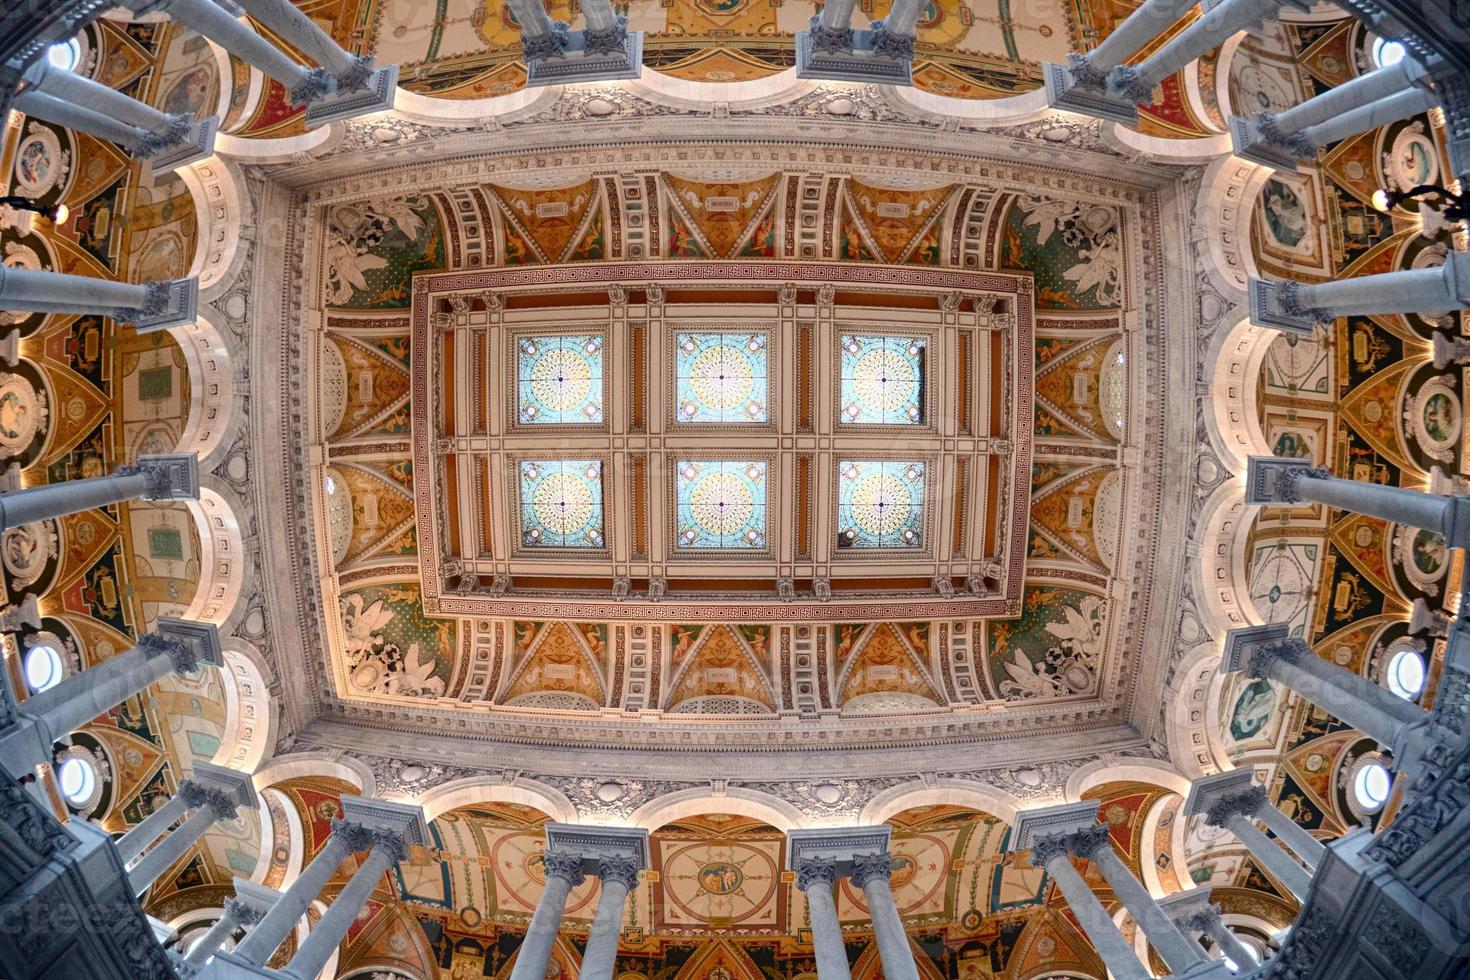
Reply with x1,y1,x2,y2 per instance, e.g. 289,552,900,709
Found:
1228,114,1302,172
148,117,218,175
1248,277,1321,334
1042,61,1139,125
795,28,913,85
304,64,399,127
525,30,644,87
118,278,198,333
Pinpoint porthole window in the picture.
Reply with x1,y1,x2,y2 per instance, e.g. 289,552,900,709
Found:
1353,762,1391,811
23,643,63,693
58,756,96,805
46,39,81,72
1386,649,1426,700
1372,37,1407,68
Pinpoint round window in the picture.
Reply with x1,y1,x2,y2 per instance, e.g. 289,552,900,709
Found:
1353,762,1391,811
46,39,81,72
1386,649,1426,700
58,756,96,805
1371,37,1407,68
23,644,63,693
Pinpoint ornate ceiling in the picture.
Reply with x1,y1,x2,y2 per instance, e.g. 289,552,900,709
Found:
1,2,1464,978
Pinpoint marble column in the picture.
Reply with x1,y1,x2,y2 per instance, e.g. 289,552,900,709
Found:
1186,770,1317,903
11,89,151,151
1070,825,1210,973
0,453,197,532
0,265,198,332
20,60,201,159
184,879,280,965
1233,55,1434,167
579,0,629,55
796,857,850,980
5,619,219,777
1247,455,1470,552
871,0,926,59
851,853,919,980
230,0,374,88
809,0,858,51
1223,622,1426,748
1109,0,1289,103
1250,252,1470,333
1190,905,1259,968
127,0,334,106
228,821,360,966
508,0,568,59
281,828,409,979
1028,835,1151,980
582,855,641,980
507,851,585,980
229,798,428,970
1070,0,1200,85
128,764,256,895
1294,86,1439,152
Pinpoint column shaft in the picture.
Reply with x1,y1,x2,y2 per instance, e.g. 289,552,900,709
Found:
129,806,217,895
231,0,357,75
1111,0,1279,101
1042,854,1151,980
581,0,619,32
581,877,633,980
1263,640,1427,746
184,907,241,965
0,265,157,317
1254,803,1325,870
1090,847,1208,972
1301,85,1438,149
13,90,147,149
1207,919,1260,968
1290,261,1464,317
233,834,353,966
26,63,180,134
18,642,173,745
859,876,919,980
819,0,859,29
801,881,850,980
162,0,323,98
1300,475,1458,538
508,872,577,980
0,470,154,532
282,845,397,980
1273,57,1425,132
880,0,926,36
1224,814,1312,901
116,793,190,863
1087,0,1199,73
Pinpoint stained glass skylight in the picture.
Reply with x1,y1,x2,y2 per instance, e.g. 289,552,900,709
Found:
839,335,925,425
518,460,605,549
517,334,605,425
674,332,769,424
837,460,925,549
675,460,768,550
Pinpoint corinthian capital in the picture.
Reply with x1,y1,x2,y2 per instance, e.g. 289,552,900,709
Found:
541,850,587,886
795,856,839,892
598,854,642,892
329,818,376,854
849,852,893,889
1067,823,1113,860
1203,788,1268,829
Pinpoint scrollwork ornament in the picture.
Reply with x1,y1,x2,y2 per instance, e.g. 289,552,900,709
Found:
1067,823,1112,859
329,818,376,854
368,827,410,864
1246,638,1307,680
1027,833,1072,868
136,631,197,673
807,16,854,54
1275,463,1331,504
582,17,628,57
522,22,570,60
869,22,916,59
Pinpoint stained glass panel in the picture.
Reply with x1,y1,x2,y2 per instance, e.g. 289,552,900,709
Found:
674,332,769,424
518,460,605,549
675,460,768,550
837,460,925,549
516,334,605,425
839,335,925,425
